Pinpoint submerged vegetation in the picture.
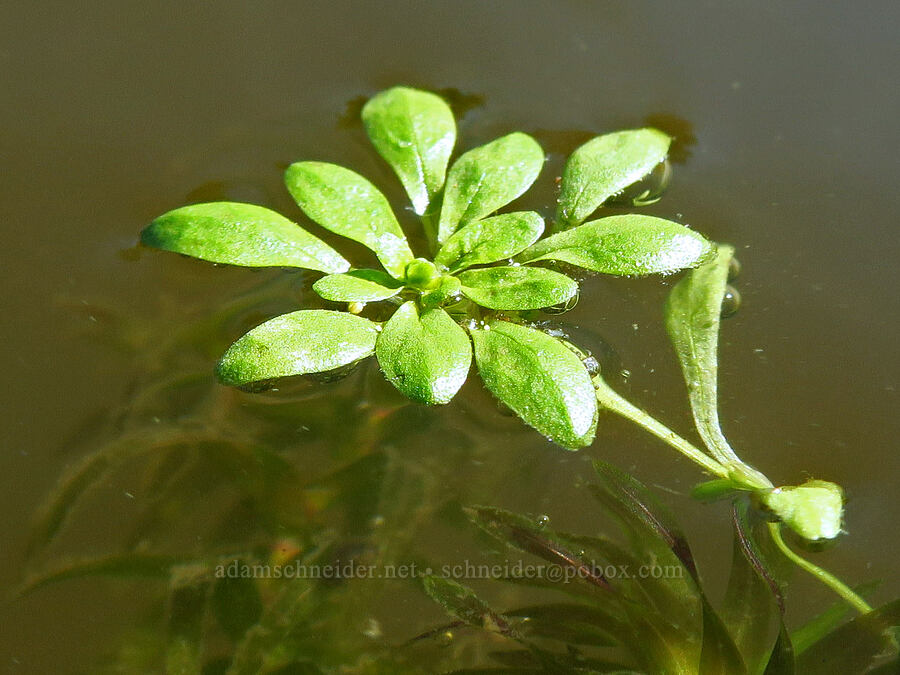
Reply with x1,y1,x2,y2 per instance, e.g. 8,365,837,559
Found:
21,87,898,672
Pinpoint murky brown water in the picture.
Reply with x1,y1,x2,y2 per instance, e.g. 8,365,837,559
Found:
2,1,898,671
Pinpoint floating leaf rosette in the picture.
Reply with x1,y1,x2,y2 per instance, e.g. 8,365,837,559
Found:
142,85,711,449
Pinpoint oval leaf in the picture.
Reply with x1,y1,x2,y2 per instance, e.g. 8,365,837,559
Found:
216,310,378,386
141,202,350,273
284,162,414,278
664,244,740,466
516,214,713,275
437,133,544,244
421,274,462,309
362,86,456,216
312,269,402,302
376,301,471,404
458,266,578,310
470,320,597,449
434,211,544,272
557,128,671,228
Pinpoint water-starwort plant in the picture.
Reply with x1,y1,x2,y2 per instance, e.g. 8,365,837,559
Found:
140,86,872,615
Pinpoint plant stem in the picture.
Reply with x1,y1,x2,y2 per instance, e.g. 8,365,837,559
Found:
767,522,872,615
592,375,728,479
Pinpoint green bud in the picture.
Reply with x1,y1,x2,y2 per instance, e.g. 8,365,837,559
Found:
405,258,441,290
760,480,844,541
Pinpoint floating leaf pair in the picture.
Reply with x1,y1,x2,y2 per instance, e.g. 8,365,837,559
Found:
141,86,714,449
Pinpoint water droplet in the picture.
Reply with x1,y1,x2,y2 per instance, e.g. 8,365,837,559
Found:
607,159,671,206
721,285,741,318
728,257,742,281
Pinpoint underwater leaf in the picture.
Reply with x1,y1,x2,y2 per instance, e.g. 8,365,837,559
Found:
19,553,183,595
166,563,211,674
434,211,545,272
458,266,578,310
284,161,414,278
557,128,671,228
312,269,403,302
795,600,900,674
791,581,880,656
470,320,597,449
216,310,378,386
763,625,797,675
722,502,783,673
516,214,713,275
437,133,544,244
664,244,752,472
422,575,519,638
376,301,471,404
362,86,456,215
503,603,618,647
212,568,264,642
141,202,350,273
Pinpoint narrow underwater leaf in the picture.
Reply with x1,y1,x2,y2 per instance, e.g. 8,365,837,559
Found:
166,563,210,674
19,554,182,595
723,502,784,673
141,202,350,273
434,211,544,272
284,162,414,278
516,214,713,275
437,133,544,244
423,575,518,637
795,600,900,674
216,310,378,386
791,581,880,656
557,128,671,228
470,320,597,449
362,86,456,215
212,568,263,641
376,301,471,404
664,244,746,469
312,269,403,302
458,266,578,310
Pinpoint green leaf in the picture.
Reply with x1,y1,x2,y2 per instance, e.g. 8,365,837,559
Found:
760,481,844,541
665,244,769,488
470,320,597,449
362,86,456,216
216,310,378,386
791,582,880,656
557,128,671,228
422,575,518,637
212,566,263,641
141,202,350,273
516,214,713,275
376,301,471,404
795,600,900,674
421,274,462,309
437,133,544,244
312,269,402,302
284,162,414,278
723,502,784,673
434,211,544,272
458,266,578,310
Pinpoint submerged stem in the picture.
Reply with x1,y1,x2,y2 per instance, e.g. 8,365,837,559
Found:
768,522,872,615
592,375,728,479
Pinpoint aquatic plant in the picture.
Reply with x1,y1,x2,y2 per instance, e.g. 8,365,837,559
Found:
139,86,879,614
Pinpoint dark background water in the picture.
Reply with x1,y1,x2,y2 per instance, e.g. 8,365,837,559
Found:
2,1,898,671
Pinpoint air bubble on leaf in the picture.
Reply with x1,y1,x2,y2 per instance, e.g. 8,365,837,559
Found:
438,630,454,646
542,290,580,315
728,256,742,281
607,158,672,207
721,285,741,318
536,514,550,529
583,355,601,377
